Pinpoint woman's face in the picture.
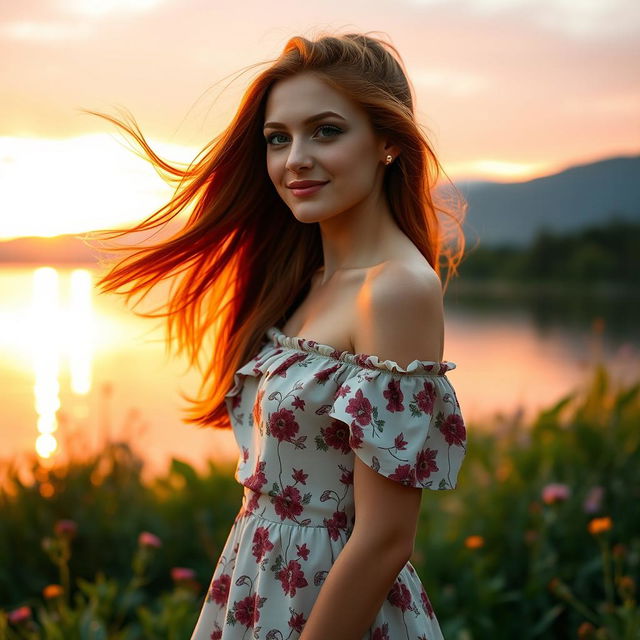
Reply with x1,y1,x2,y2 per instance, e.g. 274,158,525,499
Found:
263,72,391,223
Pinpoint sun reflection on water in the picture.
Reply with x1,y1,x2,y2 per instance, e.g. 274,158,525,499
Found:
29,267,95,461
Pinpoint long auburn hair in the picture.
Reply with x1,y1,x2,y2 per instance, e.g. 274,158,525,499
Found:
80,31,467,431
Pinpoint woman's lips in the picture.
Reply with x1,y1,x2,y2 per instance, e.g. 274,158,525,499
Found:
290,182,328,197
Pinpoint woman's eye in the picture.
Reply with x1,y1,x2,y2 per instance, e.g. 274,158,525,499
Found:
315,125,342,138
265,125,343,146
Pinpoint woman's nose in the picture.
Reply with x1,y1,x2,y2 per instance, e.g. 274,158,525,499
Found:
285,139,313,173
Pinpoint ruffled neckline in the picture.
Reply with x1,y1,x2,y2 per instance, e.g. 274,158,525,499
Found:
265,326,456,376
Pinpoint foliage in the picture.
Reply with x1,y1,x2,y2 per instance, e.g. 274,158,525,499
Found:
0,364,638,638
460,216,640,285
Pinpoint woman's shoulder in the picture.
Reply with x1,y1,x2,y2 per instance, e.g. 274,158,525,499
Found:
353,259,444,367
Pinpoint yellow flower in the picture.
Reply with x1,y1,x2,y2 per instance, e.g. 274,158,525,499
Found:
43,584,64,599
464,535,484,549
587,516,612,535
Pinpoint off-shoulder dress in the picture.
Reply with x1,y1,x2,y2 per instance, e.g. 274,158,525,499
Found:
190,325,467,640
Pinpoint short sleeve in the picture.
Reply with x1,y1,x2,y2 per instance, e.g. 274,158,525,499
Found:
328,368,467,490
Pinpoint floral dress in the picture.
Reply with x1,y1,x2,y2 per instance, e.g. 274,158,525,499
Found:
190,326,467,640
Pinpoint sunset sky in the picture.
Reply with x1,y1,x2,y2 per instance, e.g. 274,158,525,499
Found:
1,0,638,240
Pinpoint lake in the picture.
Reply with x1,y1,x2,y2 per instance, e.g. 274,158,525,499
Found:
1,264,638,481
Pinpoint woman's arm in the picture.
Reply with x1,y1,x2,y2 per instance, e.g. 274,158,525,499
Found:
300,456,421,640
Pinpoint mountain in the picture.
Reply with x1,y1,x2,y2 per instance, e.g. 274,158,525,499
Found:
445,155,640,247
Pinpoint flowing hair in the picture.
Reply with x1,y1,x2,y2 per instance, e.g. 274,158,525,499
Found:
79,30,467,431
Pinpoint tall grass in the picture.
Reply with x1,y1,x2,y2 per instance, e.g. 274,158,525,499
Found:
1,363,638,639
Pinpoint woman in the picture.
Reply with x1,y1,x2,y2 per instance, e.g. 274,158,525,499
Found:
84,31,468,640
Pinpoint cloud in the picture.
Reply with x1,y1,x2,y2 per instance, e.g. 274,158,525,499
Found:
0,20,93,41
55,0,169,17
407,0,640,39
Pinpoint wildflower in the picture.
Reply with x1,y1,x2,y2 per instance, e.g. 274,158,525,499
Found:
547,577,571,599
54,519,77,539
171,567,196,582
587,516,612,535
138,531,162,548
43,584,64,599
541,483,571,505
612,543,626,559
582,486,604,514
464,535,484,549
616,576,635,600
577,621,596,639
8,606,31,624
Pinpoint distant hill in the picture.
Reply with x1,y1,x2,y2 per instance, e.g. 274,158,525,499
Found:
447,154,640,248
1,154,638,262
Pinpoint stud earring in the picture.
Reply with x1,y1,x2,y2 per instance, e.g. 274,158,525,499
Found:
385,154,394,165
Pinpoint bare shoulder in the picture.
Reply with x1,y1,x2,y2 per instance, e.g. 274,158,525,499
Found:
353,261,444,366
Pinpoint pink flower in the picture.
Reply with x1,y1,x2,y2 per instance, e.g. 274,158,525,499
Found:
420,587,435,618
372,623,390,640
345,388,373,426
171,567,196,582
8,606,31,624
383,379,404,412
138,531,162,548
541,483,571,505
583,485,604,513
54,519,77,538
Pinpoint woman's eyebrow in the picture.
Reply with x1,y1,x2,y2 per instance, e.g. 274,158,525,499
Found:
263,110,346,130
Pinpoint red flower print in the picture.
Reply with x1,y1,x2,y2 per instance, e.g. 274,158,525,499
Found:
245,460,267,492
394,433,408,451
415,448,438,482
270,353,308,377
210,626,222,640
241,446,249,464
288,610,308,632
207,573,230,606
420,587,435,618
389,463,416,486
349,422,364,449
234,592,262,627
345,388,373,426
252,389,264,426
388,580,413,611
324,510,348,541
383,379,404,412
415,380,436,414
276,559,308,596
292,395,305,410
440,414,466,446
334,383,351,399
269,408,299,442
314,363,341,383
292,467,308,484
339,468,353,485
231,394,241,410
372,623,390,640
323,420,351,454
273,485,304,521
296,543,310,561
251,527,274,562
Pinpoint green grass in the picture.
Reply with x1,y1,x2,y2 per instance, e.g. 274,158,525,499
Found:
1,363,638,639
